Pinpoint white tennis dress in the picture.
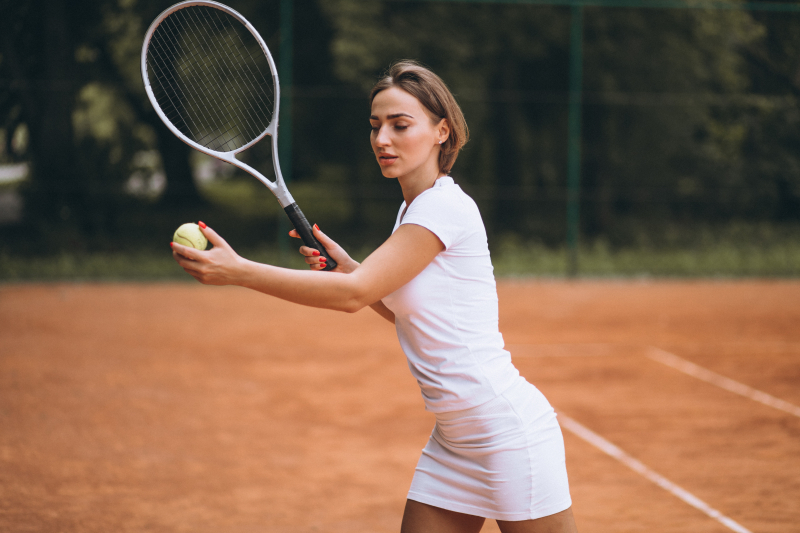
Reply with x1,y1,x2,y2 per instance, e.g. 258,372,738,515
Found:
381,176,572,521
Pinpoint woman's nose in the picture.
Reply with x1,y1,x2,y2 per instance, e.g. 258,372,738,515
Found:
374,126,390,146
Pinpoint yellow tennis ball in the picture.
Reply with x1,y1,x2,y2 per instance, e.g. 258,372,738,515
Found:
173,223,208,250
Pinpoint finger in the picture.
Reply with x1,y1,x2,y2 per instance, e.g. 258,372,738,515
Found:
289,229,300,239
197,221,229,250
298,245,320,258
172,249,203,273
305,256,328,268
312,224,336,250
171,241,204,262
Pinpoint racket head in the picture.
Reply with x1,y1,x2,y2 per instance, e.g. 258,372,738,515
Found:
141,1,280,157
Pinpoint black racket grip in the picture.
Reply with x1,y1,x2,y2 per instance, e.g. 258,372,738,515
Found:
283,203,337,271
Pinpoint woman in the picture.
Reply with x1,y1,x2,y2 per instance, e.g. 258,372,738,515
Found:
171,60,577,533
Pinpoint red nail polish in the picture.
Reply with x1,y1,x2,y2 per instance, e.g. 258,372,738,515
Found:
313,224,319,231
198,221,207,229
312,250,320,256
170,242,174,248
319,257,327,262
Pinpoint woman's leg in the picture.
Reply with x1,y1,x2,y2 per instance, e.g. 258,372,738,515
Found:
497,507,578,533
400,499,485,533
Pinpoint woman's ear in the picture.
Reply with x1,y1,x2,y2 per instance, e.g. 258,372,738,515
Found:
437,118,450,145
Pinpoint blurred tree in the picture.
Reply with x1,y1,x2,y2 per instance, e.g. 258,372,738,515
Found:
97,0,203,208
579,6,766,244
1,0,85,242
0,0,205,250
2,0,799,255
739,8,800,222
320,0,799,247
320,0,571,241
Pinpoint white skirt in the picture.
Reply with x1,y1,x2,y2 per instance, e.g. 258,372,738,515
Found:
407,377,572,521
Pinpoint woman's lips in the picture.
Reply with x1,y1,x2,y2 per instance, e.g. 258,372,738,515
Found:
378,154,398,166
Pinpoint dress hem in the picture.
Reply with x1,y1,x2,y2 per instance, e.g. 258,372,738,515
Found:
406,491,572,522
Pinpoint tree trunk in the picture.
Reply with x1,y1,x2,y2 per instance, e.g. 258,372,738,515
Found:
20,0,82,234
155,126,204,207
491,57,524,235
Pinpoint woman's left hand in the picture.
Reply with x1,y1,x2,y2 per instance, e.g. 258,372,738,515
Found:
289,224,359,274
171,222,245,286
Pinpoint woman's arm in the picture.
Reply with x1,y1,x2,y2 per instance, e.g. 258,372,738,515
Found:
171,222,443,314
289,225,396,324
367,300,395,324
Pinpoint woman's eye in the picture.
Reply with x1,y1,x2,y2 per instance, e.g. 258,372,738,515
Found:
394,125,408,131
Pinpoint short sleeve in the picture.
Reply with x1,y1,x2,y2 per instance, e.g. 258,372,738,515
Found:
400,188,470,250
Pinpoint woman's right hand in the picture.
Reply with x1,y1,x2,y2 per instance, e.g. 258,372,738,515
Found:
289,224,359,274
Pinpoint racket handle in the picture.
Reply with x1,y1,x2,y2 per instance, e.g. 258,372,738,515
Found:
283,203,338,271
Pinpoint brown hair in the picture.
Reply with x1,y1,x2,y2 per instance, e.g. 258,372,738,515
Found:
370,60,469,175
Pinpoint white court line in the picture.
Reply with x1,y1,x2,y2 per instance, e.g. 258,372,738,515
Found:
647,347,800,418
558,415,752,533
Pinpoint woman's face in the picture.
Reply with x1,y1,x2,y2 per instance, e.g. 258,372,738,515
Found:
370,87,447,180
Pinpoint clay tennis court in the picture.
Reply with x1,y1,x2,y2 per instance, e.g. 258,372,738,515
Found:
1,280,798,532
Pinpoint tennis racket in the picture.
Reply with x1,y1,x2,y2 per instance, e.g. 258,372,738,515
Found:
141,0,336,270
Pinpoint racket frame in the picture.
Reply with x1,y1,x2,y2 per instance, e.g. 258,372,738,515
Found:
141,0,294,208
142,1,337,270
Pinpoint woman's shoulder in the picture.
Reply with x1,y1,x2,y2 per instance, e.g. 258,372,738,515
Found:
407,177,476,216
401,177,485,250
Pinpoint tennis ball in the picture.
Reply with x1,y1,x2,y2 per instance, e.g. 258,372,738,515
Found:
173,223,208,250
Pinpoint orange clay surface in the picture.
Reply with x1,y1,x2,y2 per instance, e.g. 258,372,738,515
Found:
1,280,799,532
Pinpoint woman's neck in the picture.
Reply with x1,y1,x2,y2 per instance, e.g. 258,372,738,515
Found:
399,167,445,206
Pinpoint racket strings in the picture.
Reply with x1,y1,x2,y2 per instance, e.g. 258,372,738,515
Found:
210,9,275,126
166,9,253,148
155,7,271,150
149,24,224,146
146,5,275,152
152,7,270,150
194,8,273,148
149,21,228,145
148,26,238,151
146,31,199,134
176,8,261,146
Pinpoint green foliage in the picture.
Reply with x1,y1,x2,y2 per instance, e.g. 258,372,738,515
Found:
0,248,308,282
493,240,800,277
492,222,800,277
2,0,800,277
318,1,800,246
2,226,798,281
